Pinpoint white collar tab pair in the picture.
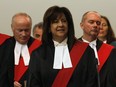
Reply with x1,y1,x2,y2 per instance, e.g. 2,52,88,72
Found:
53,38,72,69
14,41,30,66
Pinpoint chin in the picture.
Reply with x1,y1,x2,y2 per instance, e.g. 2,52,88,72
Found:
20,40,28,44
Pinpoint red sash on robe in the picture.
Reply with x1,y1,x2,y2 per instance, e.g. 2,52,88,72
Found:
14,39,42,81
0,33,10,45
52,41,88,87
98,43,114,72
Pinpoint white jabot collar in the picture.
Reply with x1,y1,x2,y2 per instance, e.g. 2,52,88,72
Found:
53,38,72,69
14,41,30,66
82,38,100,65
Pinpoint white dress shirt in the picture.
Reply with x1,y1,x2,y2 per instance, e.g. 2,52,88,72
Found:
103,40,107,43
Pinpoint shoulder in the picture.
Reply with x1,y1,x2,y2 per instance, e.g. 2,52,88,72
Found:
74,40,94,56
110,41,116,47
0,33,10,45
75,40,89,46
31,44,47,56
107,47,116,68
99,43,114,52
0,33,10,38
110,47,116,56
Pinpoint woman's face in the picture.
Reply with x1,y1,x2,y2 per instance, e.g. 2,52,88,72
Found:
98,18,108,38
50,13,68,42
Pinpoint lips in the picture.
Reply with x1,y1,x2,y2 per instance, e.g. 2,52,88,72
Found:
57,29,65,31
99,31,104,34
92,29,99,33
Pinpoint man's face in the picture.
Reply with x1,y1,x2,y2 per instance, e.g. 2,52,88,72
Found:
33,27,43,41
80,12,101,39
12,16,31,44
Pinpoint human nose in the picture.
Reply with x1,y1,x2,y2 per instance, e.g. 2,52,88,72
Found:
93,22,98,26
100,25,103,30
58,21,63,26
21,31,26,36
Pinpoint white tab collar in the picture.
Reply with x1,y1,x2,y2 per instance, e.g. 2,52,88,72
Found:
53,38,72,69
14,41,30,66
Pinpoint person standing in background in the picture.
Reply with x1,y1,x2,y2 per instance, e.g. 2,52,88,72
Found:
33,22,43,41
98,15,116,45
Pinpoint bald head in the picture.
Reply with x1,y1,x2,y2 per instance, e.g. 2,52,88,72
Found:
80,11,101,41
81,11,101,23
11,12,32,26
11,12,32,44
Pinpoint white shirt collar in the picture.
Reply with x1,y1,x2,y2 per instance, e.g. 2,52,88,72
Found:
82,38,97,45
103,40,107,43
14,41,30,66
53,38,72,69
82,38,100,65
53,38,67,46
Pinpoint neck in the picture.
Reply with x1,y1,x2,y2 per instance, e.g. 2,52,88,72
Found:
98,37,106,42
82,35,97,42
53,37,67,43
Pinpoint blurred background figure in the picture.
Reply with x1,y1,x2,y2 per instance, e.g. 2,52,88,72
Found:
33,22,43,41
98,15,116,45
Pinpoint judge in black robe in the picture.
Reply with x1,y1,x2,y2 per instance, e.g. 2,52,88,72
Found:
78,11,116,87
27,6,98,87
0,12,41,87
28,40,98,87
79,38,116,87
0,36,41,87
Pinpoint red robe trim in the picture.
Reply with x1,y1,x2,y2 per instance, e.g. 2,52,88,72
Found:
14,39,42,81
0,33,10,45
98,44,114,72
52,41,88,87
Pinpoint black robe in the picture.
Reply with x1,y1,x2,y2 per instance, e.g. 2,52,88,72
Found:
105,48,116,87
78,38,116,87
27,40,98,87
0,36,41,87
0,33,11,87
0,33,10,45
94,39,116,87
